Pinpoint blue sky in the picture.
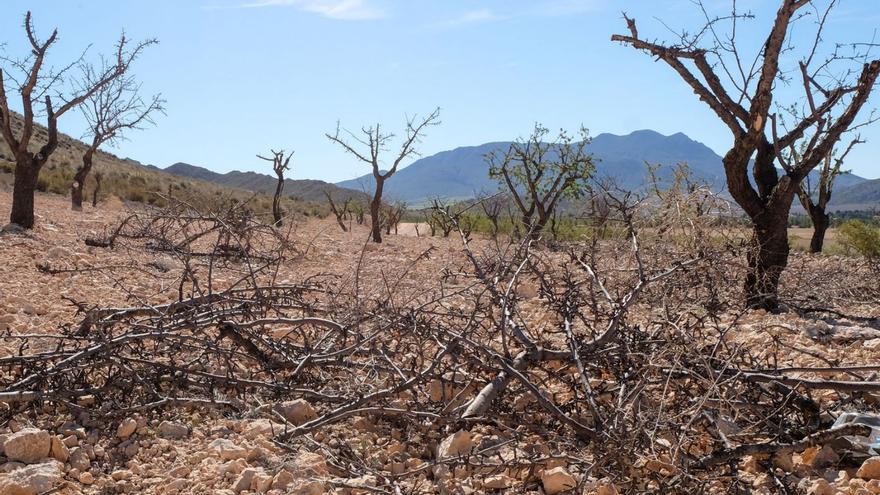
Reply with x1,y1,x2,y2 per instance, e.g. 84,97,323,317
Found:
2,0,879,181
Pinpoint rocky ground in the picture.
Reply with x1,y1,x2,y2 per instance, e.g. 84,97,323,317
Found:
0,190,879,494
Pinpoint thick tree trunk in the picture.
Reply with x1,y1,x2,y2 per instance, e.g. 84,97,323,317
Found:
71,150,94,211
10,159,39,228
744,215,790,311
272,176,284,227
92,175,102,207
370,179,384,243
808,209,830,254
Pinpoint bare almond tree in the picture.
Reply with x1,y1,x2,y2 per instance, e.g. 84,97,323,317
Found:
612,1,880,309
326,108,440,243
257,149,292,227
324,190,351,232
0,12,153,228
72,57,164,210
487,124,595,240
795,137,863,252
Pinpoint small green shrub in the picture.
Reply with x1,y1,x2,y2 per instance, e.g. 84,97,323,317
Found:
839,220,880,259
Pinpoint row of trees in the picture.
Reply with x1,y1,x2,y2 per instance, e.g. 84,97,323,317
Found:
3,1,879,312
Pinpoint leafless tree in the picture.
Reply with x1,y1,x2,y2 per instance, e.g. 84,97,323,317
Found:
477,191,506,237
488,124,595,240
257,149,292,227
0,12,154,228
324,190,351,232
796,137,863,252
612,0,880,309
72,57,164,210
351,202,365,225
383,201,406,235
326,108,440,243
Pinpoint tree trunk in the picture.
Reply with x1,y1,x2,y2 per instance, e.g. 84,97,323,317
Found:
92,175,102,207
744,215,790,311
370,179,384,243
272,176,284,227
71,150,95,211
10,159,39,228
808,209,830,254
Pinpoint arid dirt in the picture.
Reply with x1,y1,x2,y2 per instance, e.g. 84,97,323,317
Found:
0,189,879,494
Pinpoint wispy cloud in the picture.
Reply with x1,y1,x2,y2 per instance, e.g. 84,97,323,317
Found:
443,0,603,29
446,8,501,27
529,0,603,17
237,0,384,20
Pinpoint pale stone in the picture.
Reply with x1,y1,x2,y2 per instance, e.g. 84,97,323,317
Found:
49,436,68,463
807,478,834,495
482,474,512,489
541,467,577,495
117,418,138,439
274,400,317,425
437,430,473,458
68,447,91,471
111,469,133,481
210,439,248,461
0,460,63,495
284,451,328,478
250,471,274,493
158,421,189,439
78,471,95,485
3,429,50,464
232,468,258,493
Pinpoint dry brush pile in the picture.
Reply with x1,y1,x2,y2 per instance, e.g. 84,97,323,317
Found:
1,185,879,494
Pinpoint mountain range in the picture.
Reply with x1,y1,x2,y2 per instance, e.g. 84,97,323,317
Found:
153,163,367,203
334,130,875,210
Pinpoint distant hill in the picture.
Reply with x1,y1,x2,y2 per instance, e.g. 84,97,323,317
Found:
161,163,367,203
0,112,334,218
336,130,730,203
336,130,877,209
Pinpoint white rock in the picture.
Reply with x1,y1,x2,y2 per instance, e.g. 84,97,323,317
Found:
437,430,473,459
210,439,248,461
232,468,258,493
3,429,50,464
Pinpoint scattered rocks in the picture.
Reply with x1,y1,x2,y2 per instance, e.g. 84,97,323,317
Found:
482,474,512,489
232,468,258,493
158,421,189,439
78,471,95,485
541,466,577,495
3,428,50,464
0,460,63,495
68,447,91,471
274,399,317,425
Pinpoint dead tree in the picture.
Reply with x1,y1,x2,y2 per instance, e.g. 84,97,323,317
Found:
257,149,292,227
324,190,351,232
72,59,163,210
612,1,880,309
326,108,440,243
795,137,863,252
487,124,594,240
0,12,152,228
351,202,366,225
383,201,406,235
477,192,505,237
